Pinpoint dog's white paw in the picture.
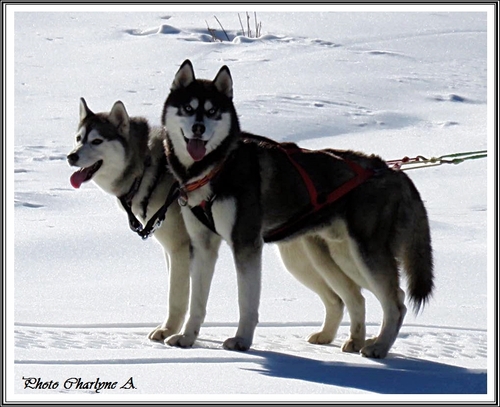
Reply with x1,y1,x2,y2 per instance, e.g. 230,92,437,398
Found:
360,340,390,359
341,337,365,353
148,326,178,342
165,333,196,348
223,337,251,351
363,336,377,347
307,331,334,345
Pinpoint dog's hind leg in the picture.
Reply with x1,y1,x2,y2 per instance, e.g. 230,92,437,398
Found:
361,287,406,359
302,234,366,353
278,239,344,345
350,243,407,359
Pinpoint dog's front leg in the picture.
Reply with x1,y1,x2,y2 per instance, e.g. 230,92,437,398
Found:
148,248,190,341
148,208,191,342
166,209,221,348
223,240,262,351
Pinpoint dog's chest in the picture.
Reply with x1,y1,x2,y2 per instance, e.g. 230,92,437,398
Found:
184,184,213,208
179,179,238,243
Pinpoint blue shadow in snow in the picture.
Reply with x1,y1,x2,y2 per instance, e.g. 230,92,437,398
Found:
247,350,487,394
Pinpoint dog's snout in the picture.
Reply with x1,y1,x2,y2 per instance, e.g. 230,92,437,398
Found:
67,152,79,165
192,123,205,136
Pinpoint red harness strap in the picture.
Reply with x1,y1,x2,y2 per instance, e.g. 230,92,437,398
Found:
323,158,374,205
263,144,374,242
178,162,223,207
280,145,321,209
280,144,374,209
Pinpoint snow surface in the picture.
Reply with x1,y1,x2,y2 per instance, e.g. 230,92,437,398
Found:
7,5,494,403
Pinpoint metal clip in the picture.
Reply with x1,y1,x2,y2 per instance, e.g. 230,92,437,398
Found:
129,217,143,233
178,189,188,207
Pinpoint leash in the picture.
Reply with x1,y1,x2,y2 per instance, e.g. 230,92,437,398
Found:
121,181,180,240
386,150,487,171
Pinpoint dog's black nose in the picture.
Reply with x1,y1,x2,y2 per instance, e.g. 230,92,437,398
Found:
67,152,79,165
192,123,205,136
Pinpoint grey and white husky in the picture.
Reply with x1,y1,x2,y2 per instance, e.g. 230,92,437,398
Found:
66,98,190,342
162,60,434,358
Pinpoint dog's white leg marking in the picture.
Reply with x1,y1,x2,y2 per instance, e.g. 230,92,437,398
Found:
278,239,344,345
166,208,221,348
223,242,262,351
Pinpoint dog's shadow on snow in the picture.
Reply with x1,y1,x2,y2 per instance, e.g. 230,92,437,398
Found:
246,349,487,394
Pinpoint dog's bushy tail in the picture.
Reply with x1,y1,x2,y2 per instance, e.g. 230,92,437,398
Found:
399,175,434,314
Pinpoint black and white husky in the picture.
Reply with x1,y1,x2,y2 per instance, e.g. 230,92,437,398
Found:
162,60,434,358
67,98,190,342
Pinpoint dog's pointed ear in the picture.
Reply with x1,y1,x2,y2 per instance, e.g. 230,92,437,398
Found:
79,97,94,122
171,59,195,90
108,101,130,136
213,65,233,99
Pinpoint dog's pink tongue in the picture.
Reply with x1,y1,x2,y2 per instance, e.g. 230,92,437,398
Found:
186,138,206,162
70,168,89,189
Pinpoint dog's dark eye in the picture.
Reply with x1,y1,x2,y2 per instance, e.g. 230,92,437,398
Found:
184,105,194,114
91,139,103,146
76,135,82,142
206,107,218,118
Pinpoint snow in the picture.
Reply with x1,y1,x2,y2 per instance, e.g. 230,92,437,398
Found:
7,5,494,403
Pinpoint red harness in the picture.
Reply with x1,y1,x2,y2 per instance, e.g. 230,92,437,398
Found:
262,143,374,242
183,139,375,242
279,144,374,210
